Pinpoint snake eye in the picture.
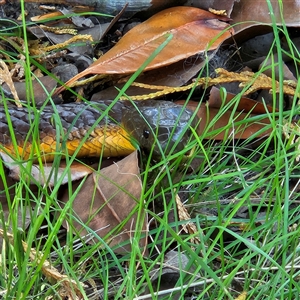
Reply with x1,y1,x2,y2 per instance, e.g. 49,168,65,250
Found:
143,129,150,139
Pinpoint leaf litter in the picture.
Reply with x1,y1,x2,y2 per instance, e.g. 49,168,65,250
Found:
0,1,300,298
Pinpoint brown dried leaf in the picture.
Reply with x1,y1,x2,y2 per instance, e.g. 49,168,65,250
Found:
259,54,297,82
30,11,67,22
208,86,276,114
175,193,200,245
61,151,147,254
176,100,272,140
55,6,233,93
91,55,207,100
0,152,93,186
230,0,300,32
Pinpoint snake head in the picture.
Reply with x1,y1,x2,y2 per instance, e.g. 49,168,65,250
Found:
122,101,198,159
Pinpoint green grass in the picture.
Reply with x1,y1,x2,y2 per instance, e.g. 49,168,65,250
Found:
1,0,300,299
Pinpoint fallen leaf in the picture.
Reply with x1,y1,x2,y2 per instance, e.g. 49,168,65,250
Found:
0,152,93,186
175,193,201,246
259,54,297,82
230,0,300,32
91,54,207,100
208,86,276,114
55,6,233,93
61,151,147,254
176,100,272,140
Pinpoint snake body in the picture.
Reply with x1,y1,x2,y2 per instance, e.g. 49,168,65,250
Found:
0,100,196,162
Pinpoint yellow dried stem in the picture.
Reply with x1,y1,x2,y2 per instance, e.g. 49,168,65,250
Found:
10,54,25,80
125,68,299,101
0,229,86,298
130,82,170,90
68,74,108,89
0,59,21,107
284,80,298,88
39,24,78,35
43,34,93,52
208,8,227,16
215,68,299,97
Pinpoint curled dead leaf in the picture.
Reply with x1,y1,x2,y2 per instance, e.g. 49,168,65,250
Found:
55,6,233,93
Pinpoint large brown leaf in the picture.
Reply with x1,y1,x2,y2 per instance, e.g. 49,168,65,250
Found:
90,54,207,100
188,0,300,32
177,97,272,140
207,87,276,114
230,0,300,32
61,151,147,254
55,6,233,94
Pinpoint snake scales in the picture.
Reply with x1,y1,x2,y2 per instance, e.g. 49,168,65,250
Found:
0,100,197,162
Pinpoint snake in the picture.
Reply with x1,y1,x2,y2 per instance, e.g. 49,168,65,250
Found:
0,100,197,162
